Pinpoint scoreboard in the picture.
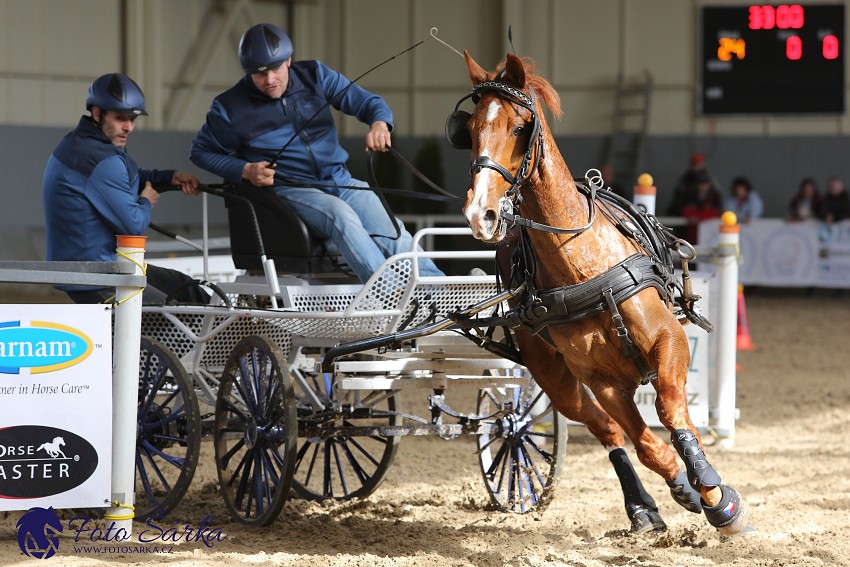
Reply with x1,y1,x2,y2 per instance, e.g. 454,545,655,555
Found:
701,4,845,115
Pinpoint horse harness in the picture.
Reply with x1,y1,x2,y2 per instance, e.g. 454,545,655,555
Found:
448,79,713,384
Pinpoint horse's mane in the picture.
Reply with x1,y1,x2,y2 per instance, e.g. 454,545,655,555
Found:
493,57,563,120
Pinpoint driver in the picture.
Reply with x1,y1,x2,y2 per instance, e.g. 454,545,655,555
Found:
189,23,443,283
43,73,208,304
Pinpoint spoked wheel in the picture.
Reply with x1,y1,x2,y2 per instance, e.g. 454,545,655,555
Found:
135,336,201,522
214,335,297,526
291,363,401,500
476,375,567,513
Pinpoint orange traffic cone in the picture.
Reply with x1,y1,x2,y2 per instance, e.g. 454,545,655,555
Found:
736,284,754,351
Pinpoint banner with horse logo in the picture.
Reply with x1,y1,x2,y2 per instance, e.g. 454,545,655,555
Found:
0,304,112,510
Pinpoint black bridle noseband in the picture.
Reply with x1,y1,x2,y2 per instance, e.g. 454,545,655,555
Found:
448,80,597,237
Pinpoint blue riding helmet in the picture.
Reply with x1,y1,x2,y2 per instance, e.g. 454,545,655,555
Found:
86,73,148,116
238,23,293,74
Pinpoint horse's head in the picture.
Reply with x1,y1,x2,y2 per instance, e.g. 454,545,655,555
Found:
450,52,561,243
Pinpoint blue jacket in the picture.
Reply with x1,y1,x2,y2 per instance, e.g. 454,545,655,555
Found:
190,60,393,186
43,116,173,264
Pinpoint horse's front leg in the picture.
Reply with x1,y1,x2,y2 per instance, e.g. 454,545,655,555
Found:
581,375,707,526
651,331,753,536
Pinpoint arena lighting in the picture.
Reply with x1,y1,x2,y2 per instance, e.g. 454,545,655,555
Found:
701,4,844,114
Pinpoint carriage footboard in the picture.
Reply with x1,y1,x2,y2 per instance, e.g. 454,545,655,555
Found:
321,285,523,371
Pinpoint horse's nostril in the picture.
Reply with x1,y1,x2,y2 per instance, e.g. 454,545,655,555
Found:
484,209,497,225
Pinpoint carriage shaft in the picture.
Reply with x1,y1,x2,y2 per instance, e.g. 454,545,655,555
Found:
301,422,500,438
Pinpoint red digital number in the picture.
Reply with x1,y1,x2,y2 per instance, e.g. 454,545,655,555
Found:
749,4,804,30
748,5,764,29
777,4,804,29
762,6,776,29
823,35,840,60
786,35,802,60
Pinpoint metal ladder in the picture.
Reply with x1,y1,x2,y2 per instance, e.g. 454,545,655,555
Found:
604,72,653,191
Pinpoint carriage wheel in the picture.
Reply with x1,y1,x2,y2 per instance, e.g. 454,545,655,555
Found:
291,367,400,501
135,336,201,522
476,375,567,513
214,335,297,526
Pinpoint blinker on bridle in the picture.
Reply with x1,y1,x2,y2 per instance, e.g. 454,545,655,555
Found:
447,80,544,217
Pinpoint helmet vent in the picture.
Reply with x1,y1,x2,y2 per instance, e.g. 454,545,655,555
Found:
263,25,280,55
106,74,125,102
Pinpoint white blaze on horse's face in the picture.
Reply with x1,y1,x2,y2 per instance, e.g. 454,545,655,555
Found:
464,100,507,243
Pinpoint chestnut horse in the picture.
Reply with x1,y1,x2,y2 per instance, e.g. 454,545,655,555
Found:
451,52,751,537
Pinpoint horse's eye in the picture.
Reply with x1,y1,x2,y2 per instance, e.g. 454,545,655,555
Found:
512,126,525,137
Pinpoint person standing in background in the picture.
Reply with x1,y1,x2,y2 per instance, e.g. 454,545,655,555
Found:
667,151,722,216
787,177,821,221
724,176,763,223
601,163,629,200
818,175,850,223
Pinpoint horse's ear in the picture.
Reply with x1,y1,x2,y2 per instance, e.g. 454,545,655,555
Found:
464,50,487,85
503,53,526,89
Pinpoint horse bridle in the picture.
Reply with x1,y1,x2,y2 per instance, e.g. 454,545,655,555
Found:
447,80,597,237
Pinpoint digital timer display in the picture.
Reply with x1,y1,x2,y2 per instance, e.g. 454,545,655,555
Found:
701,4,844,115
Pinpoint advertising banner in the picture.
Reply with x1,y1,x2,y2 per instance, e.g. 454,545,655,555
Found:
0,304,112,510
698,218,850,288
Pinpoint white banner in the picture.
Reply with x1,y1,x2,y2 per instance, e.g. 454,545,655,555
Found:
698,218,850,287
0,305,112,510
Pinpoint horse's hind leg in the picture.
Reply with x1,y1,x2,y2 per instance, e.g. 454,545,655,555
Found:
515,331,665,532
607,447,666,532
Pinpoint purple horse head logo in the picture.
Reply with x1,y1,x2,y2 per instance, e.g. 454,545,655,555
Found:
16,506,63,559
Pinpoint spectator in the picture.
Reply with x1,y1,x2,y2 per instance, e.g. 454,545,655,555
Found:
787,177,821,221
818,175,850,223
43,73,207,305
679,171,722,243
190,23,444,283
600,163,629,200
667,151,722,216
724,176,763,222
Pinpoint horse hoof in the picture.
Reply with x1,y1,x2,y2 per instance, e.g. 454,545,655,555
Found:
629,507,667,533
667,471,702,513
703,485,754,537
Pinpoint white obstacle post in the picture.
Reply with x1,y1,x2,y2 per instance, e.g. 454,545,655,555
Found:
632,173,657,215
713,213,740,448
106,235,146,535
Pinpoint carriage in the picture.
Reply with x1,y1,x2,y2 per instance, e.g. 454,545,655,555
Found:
134,184,567,526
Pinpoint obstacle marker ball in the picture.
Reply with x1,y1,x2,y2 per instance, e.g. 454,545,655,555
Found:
633,173,657,215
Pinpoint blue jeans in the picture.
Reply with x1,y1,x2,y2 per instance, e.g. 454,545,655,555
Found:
273,180,444,282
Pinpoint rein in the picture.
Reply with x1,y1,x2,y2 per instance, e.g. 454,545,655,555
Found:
500,181,599,235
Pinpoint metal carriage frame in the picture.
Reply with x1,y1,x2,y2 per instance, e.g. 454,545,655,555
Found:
136,227,567,526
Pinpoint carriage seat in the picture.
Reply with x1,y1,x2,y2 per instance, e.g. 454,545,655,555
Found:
224,184,352,277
